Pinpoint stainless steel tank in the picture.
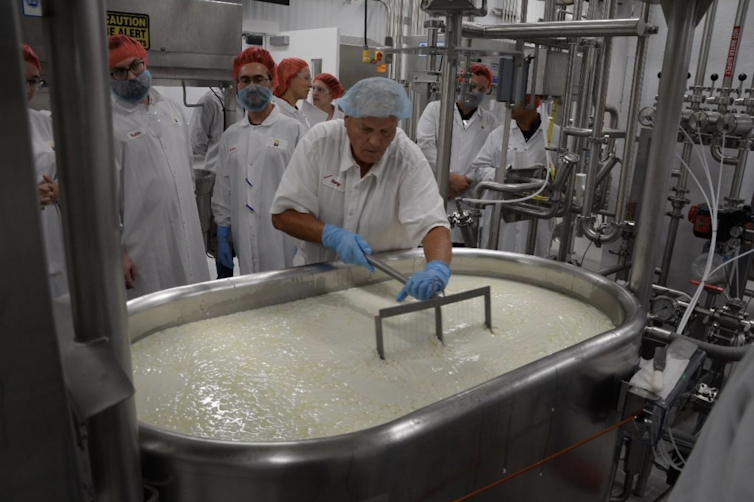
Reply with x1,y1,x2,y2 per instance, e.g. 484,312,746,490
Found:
129,249,645,502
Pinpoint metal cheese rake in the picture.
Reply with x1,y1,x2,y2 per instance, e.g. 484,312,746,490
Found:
366,256,492,360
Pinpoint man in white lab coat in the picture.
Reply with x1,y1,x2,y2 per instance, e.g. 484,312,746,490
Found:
190,89,225,173
23,43,68,297
416,64,499,246
667,347,754,502
212,47,307,275
108,35,210,299
271,77,452,302
471,96,560,257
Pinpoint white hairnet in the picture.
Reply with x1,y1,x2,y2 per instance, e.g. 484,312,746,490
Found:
338,77,412,120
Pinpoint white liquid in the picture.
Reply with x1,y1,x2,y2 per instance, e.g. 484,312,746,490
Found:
133,275,614,441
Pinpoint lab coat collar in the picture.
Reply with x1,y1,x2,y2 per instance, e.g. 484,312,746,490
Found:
337,124,388,181
112,87,164,114
240,103,282,128
454,104,479,127
274,97,299,114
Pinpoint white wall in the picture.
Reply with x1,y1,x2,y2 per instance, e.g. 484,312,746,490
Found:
243,0,388,43
267,27,340,77
596,0,754,296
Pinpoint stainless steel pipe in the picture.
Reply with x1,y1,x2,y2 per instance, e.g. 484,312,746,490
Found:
729,149,749,202
487,106,514,250
580,0,616,244
435,13,462,208
591,1,652,246
629,1,704,307
711,144,740,165
42,0,142,499
461,18,648,40
658,0,717,285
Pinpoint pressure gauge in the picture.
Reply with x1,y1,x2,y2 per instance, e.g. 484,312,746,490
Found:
730,225,744,238
650,295,679,323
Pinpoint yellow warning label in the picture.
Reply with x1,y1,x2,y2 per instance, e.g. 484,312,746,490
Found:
106,11,150,50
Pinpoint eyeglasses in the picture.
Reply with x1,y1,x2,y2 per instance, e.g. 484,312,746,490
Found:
237,75,271,87
26,78,45,90
312,85,330,94
110,60,145,81
296,73,312,83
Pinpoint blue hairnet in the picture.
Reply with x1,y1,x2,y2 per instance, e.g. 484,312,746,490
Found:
338,77,412,120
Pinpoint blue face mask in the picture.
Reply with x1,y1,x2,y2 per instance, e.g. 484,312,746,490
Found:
111,70,152,103
458,90,485,109
237,84,272,113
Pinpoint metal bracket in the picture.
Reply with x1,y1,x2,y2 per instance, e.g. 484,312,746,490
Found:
374,286,492,360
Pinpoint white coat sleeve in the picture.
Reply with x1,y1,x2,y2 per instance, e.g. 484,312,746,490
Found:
470,129,502,184
415,103,439,173
211,133,232,228
398,157,451,245
190,94,218,157
175,103,194,177
270,136,321,217
113,140,129,248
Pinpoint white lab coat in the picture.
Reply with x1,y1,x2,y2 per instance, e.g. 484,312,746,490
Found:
416,101,499,244
668,348,754,502
189,89,224,173
274,97,311,130
28,109,68,297
111,89,210,300
212,106,306,275
301,99,345,127
270,120,450,265
471,116,561,257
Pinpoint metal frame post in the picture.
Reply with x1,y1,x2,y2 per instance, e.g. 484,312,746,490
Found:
659,0,718,285
435,12,462,207
42,0,143,499
629,0,705,307
0,2,86,499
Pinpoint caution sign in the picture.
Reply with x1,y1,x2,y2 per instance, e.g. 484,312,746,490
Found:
107,11,150,50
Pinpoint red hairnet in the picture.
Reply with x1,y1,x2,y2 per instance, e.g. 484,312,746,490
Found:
313,73,344,99
108,35,147,70
22,43,41,73
470,64,493,85
525,94,542,108
274,58,309,98
233,47,277,87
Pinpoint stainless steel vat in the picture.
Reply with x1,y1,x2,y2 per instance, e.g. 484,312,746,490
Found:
129,249,645,502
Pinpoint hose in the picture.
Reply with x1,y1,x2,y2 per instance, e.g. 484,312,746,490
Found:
645,327,751,361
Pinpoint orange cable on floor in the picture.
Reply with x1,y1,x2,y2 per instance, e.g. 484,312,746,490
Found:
452,410,641,502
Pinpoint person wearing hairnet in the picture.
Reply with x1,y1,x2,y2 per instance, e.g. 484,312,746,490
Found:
108,35,209,298
416,64,499,247
273,58,312,130
666,347,754,502
189,89,225,173
189,88,234,278
22,43,68,297
211,48,306,275
302,73,346,126
471,95,560,256
271,77,452,302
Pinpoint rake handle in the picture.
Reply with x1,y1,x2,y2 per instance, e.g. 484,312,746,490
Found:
366,255,409,285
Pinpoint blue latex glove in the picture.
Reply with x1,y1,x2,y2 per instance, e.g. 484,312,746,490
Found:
321,224,375,272
217,225,234,270
396,261,451,302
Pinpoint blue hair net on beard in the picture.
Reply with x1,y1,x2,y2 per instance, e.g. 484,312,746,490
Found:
338,77,412,120
110,70,152,103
